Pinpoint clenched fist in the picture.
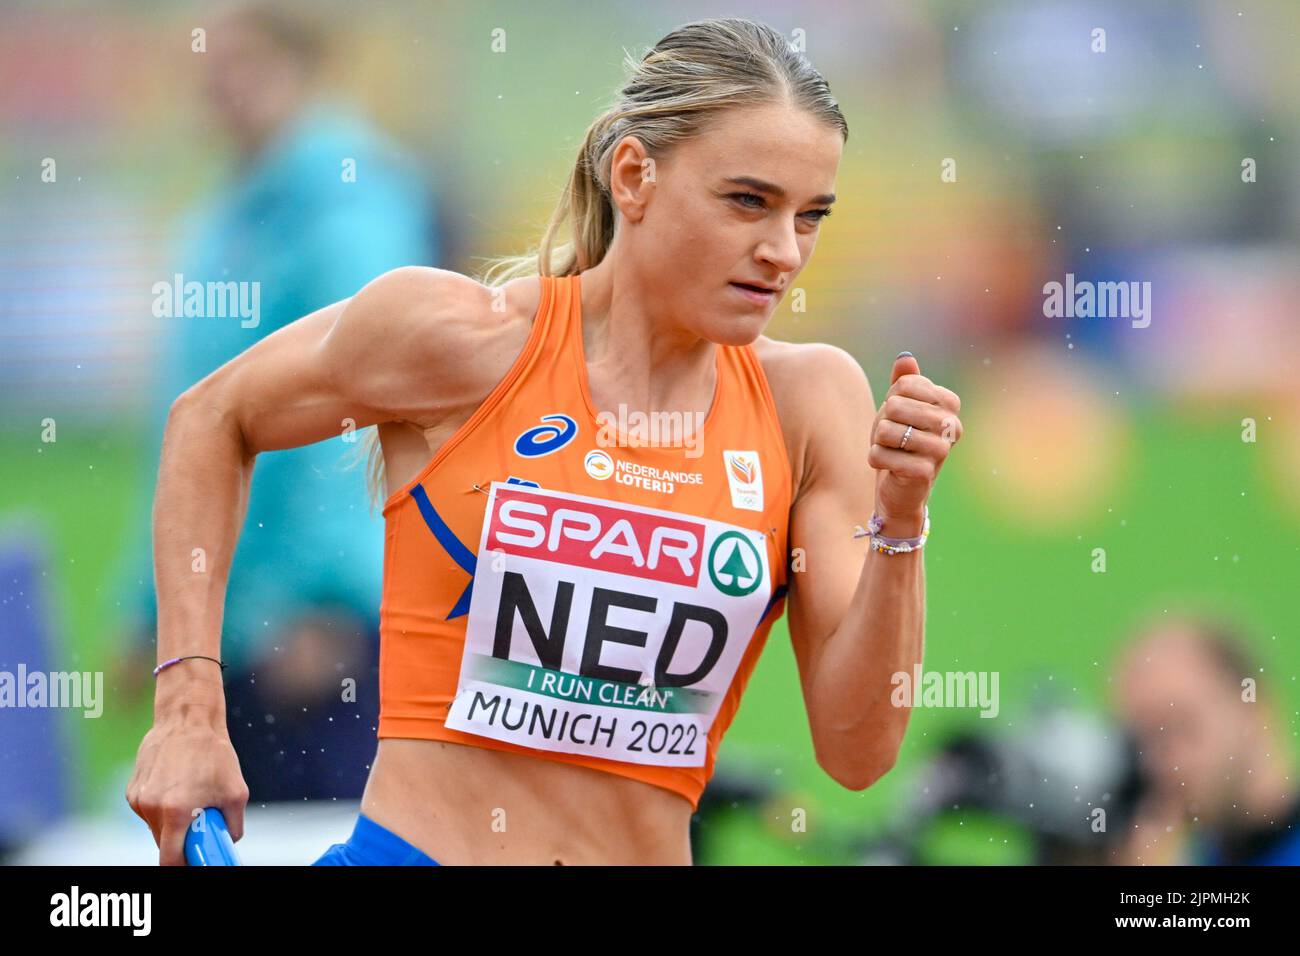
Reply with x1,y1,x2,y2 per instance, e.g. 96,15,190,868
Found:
867,351,963,533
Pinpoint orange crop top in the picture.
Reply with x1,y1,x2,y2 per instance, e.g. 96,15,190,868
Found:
377,273,792,809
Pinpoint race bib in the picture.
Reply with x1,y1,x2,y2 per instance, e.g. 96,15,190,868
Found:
444,482,772,766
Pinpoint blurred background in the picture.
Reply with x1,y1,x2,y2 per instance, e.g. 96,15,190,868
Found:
1,0,1298,865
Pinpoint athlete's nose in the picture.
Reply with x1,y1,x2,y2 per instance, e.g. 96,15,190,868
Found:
754,216,802,275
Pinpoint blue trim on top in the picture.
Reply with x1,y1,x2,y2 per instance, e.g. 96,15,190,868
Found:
409,484,476,619
761,584,789,622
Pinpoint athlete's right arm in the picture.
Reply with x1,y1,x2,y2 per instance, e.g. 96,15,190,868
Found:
126,266,494,864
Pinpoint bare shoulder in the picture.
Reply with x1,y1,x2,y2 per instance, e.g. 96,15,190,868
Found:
326,266,542,426
751,335,874,500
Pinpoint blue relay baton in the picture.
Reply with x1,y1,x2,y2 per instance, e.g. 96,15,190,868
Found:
184,807,243,866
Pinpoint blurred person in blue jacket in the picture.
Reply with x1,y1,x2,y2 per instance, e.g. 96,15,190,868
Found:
116,1,440,801
1114,616,1300,865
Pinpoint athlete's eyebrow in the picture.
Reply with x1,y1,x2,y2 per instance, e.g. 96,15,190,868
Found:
722,175,836,206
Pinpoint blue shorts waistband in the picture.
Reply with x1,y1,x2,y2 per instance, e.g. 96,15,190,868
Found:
326,813,440,866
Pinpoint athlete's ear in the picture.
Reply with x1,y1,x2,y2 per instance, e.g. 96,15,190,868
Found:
606,134,654,224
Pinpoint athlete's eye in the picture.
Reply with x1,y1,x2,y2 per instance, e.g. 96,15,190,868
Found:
729,192,766,209
802,208,833,223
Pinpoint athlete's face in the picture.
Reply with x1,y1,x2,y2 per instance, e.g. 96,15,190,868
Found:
616,101,843,345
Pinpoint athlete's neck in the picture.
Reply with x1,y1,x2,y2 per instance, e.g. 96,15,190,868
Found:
575,258,719,425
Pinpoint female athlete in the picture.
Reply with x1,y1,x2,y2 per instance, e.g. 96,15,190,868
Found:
127,16,964,865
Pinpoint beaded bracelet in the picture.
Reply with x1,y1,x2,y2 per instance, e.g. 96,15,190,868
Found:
853,505,931,555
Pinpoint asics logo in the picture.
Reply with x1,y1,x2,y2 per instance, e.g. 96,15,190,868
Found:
514,414,578,458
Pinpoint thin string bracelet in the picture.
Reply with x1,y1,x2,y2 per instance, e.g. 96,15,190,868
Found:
153,655,228,678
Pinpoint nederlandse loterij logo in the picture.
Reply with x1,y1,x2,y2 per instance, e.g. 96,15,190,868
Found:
514,413,578,458
722,450,763,511
584,449,614,479
582,449,702,494
707,531,762,596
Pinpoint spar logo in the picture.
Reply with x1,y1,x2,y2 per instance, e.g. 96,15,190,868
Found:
487,485,705,587
707,531,763,596
514,413,578,458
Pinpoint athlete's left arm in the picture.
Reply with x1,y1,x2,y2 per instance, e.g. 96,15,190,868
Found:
780,345,963,789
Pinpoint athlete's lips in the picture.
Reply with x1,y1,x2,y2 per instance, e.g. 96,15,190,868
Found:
729,280,780,306
730,279,781,293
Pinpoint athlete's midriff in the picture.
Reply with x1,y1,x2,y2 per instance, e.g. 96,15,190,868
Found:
361,738,694,864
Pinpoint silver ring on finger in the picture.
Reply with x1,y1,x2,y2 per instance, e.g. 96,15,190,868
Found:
898,424,915,450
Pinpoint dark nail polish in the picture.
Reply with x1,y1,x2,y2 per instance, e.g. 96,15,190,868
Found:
897,350,914,358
